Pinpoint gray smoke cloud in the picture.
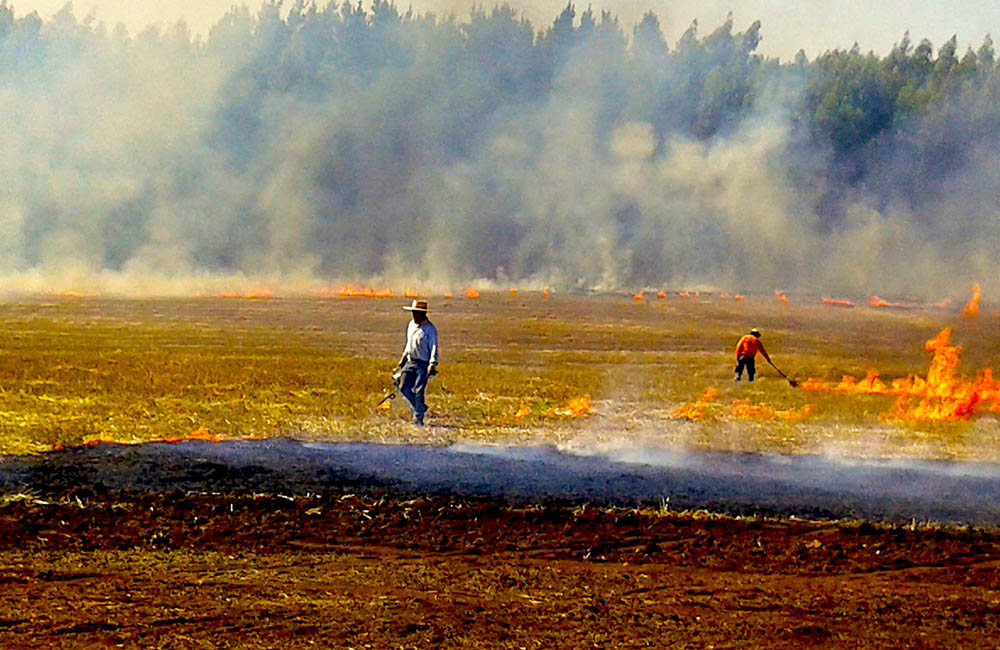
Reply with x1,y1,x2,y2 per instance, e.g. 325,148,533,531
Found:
0,2,995,300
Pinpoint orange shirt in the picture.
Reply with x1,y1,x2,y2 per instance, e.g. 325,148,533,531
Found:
735,335,766,359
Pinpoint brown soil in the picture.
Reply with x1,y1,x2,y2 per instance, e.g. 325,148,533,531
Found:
2,294,998,647
2,490,999,649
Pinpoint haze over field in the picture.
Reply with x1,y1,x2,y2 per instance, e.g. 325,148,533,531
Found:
1,0,998,298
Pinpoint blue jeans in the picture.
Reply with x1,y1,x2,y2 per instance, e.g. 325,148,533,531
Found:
399,359,429,425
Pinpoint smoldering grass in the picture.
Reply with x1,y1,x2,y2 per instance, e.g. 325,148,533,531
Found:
0,293,995,459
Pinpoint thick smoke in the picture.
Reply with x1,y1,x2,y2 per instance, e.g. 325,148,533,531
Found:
0,2,995,298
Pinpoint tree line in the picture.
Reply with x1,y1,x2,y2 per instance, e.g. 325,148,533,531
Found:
0,1,996,293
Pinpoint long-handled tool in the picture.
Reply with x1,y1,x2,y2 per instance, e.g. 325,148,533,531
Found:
374,388,397,409
374,369,404,410
766,359,798,387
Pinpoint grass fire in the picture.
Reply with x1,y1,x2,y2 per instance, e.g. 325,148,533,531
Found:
802,327,1000,421
4,1,1000,644
1,290,999,649
0,289,995,459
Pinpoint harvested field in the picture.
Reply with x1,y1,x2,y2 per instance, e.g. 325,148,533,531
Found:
1,292,999,647
3,492,1000,649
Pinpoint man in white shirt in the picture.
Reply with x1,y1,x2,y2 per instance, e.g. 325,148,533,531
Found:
396,299,439,425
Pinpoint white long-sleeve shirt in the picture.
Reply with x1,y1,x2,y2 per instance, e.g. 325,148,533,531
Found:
400,319,438,369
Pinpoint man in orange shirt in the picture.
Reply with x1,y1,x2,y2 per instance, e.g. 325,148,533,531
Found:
735,327,771,382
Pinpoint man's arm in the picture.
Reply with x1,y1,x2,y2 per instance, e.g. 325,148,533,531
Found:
426,324,439,374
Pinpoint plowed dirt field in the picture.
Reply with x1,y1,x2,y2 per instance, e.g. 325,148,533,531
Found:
1,444,999,649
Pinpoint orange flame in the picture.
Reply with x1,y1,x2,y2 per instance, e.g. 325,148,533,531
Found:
164,428,225,443
803,328,1000,421
933,297,952,310
331,286,393,298
657,291,666,299
799,378,830,391
510,288,518,294
822,297,855,308
673,387,718,419
734,295,745,301
553,395,591,417
678,291,690,298
56,291,98,299
216,289,275,299
77,435,118,447
444,292,453,299
632,291,645,301
673,388,813,420
837,369,887,394
775,290,789,304
730,400,814,420
57,429,247,451
465,288,480,299
487,403,532,424
318,286,391,298
961,283,981,317
868,295,913,309
405,289,419,298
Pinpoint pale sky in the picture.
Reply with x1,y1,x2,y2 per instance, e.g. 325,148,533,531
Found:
10,0,1000,59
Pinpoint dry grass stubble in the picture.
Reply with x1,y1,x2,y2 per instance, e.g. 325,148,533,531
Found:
0,292,997,460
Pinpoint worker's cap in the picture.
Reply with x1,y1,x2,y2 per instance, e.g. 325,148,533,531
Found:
402,299,430,312
750,327,762,337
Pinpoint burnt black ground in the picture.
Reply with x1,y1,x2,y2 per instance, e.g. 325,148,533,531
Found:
2,438,999,525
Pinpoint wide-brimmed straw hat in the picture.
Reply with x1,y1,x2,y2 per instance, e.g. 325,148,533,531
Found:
402,299,429,312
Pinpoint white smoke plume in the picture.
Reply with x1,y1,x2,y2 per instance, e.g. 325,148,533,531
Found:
0,2,995,300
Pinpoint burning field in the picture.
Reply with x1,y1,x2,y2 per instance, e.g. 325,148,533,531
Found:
1,289,999,647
